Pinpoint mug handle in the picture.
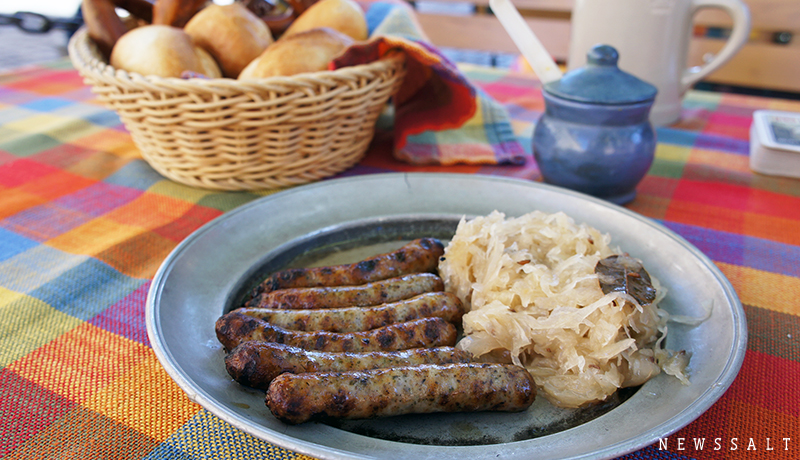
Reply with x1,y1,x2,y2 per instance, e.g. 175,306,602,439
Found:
681,0,751,93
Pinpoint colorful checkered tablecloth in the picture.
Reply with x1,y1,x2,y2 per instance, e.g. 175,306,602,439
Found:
1,58,799,459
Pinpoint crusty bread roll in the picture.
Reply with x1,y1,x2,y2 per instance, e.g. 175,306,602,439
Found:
194,47,224,79
282,0,368,41
238,27,354,79
110,24,222,78
185,2,273,78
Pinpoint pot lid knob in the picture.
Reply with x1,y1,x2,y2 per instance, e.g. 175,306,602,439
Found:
543,44,658,105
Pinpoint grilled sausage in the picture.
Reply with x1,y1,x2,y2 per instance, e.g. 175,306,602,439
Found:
216,312,457,352
266,363,537,424
238,292,463,332
226,342,474,389
245,273,444,310
250,238,444,297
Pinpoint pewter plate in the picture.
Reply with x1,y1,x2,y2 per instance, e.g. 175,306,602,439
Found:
146,173,746,460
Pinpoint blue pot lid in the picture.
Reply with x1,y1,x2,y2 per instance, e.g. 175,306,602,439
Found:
543,45,658,105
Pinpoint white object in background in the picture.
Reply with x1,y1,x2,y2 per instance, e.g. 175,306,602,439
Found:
489,0,563,84
0,1,81,17
750,110,800,179
568,0,750,126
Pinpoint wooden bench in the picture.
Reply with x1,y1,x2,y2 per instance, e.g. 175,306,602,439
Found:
412,0,800,94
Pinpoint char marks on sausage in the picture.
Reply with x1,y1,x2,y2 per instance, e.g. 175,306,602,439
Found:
245,273,444,310
225,342,474,390
250,238,444,297
265,363,537,424
216,312,456,352
237,291,463,332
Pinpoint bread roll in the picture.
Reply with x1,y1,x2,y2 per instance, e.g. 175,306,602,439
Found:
282,0,367,41
194,46,224,79
110,24,222,78
185,2,273,78
239,27,354,79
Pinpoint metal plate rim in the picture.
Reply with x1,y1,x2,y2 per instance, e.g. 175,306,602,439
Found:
146,172,747,460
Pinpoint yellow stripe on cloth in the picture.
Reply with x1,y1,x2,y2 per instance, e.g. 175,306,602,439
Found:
0,187,47,220
0,287,81,366
656,143,692,163
8,323,151,403
70,129,143,159
147,181,218,205
718,262,800,316
46,216,145,258
2,113,106,144
82,352,200,441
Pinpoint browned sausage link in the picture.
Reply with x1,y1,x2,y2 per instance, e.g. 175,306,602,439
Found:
225,342,473,390
238,292,463,332
266,363,537,424
245,273,444,310
215,312,457,352
251,238,444,297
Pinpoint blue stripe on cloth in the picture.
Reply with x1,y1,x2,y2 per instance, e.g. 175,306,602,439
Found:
694,133,750,155
480,101,504,148
0,245,90,293
365,2,427,42
1,203,93,242
0,106,38,125
50,101,123,129
656,127,748,155
150,410,307,460
27,257,146,321
664,221,800,278
404,130,438,147
478,90,526,165
54,181,143,218
142,443,194,460
0,228,38,262
104,160,166,191
20,97,74,112
505,103,541,124
81,109,124,129
655,128,699,147
365,2,396,34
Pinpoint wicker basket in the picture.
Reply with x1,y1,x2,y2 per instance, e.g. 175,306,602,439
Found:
68,27,406,191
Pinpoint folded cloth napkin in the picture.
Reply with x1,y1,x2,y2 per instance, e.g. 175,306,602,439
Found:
332,0,527,166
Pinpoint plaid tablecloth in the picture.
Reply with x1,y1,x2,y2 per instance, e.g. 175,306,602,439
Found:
1,59,798,459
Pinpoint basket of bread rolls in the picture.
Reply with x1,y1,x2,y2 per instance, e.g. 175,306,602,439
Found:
68,0,406,191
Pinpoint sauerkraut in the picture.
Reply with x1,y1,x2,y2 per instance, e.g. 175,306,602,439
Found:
438,210,689,408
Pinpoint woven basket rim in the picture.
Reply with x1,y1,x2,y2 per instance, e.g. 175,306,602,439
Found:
68,26,405,93
65,26,407,191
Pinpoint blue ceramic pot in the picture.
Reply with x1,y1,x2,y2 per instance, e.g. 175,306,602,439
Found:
533,45,657,205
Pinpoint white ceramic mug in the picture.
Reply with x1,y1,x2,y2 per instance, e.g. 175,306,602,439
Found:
568,0,751,126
